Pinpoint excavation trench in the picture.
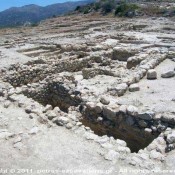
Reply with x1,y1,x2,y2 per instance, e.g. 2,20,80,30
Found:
80,115,158,153
22,81,82,113
22,82,160,153
79,106,160,153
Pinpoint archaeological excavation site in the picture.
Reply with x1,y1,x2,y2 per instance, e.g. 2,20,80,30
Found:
0,2,175,174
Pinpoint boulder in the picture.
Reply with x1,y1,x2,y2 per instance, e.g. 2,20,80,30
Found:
138,120,147,128
84,132,98,140
145,128,152,133
129,156,142,166
46,111,57,120
103,105,119,121
112,47,137,61
127,57,140,69
103,39,118,47
126,116,135,126
157,123,167,132
114,83,128,96
127,105,138,116
138,111,155,120
116,139,127,147
94,103,103,113
161,70,175,78
129,84,140,92
116,146,131,153
147,69,157,80
100,96,110,105
53,106,61,113
97,117,103,122
150,150,164,161
86,102,96,109
43,104,53,113
119,105,127,114
104,150,119,161
66,123,73,129
167,131,175,144
101,142,113,149
55,117,69,126
161,114,175,124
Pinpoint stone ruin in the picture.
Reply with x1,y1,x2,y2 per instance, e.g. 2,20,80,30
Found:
0,14,175,171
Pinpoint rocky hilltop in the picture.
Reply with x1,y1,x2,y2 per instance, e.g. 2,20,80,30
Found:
0,5,175,175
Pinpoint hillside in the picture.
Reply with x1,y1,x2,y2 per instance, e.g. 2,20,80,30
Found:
0,0,94,27
75,0,175,17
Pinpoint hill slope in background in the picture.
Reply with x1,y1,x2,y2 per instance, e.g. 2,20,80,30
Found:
0,0,94,27
75,0,175,17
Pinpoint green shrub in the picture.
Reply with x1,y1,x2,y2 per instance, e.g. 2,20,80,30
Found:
115,3,139,17
142,5,175,17
94,2,101,11
31,23,39,27
75,6,81,11
83,7,90,14
102,1,113,14
75,5,91,14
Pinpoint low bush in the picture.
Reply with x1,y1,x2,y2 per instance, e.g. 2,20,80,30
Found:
115,3,139,17
75,4,92,14
141,5,175,17
31,23,39,27
102,1,114,14
94,2,101,11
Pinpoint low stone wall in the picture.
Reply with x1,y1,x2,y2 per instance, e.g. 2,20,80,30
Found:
112,47,138,61
82,68,116,79
3,56,93,87
21,78,82,112
80,101,175,152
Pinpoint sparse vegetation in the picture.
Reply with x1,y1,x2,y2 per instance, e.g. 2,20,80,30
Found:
141,5,175,17
101,1,114,14
75,0,175,17
52,15,57,18
75,6,81,11
115,3,139,17
31,23,39,27
75,4,92,14
94,2,101,11
75,0,117,14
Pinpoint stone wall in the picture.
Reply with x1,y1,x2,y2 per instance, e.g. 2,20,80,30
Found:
21,77,82,112
80,101,175,152
3,56,93,87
